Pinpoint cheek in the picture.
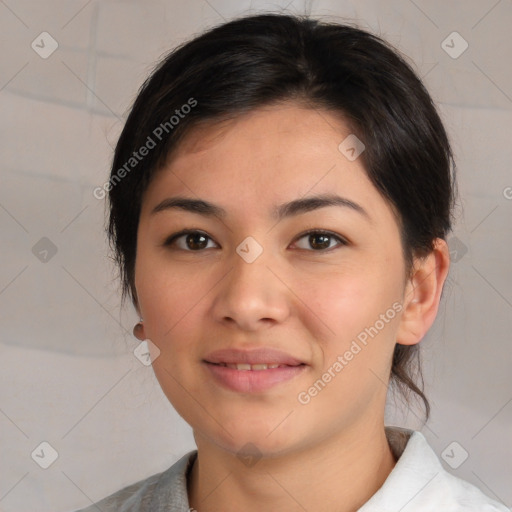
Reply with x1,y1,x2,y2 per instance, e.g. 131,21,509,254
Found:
301,263,398,333
135,250,204,335
135,257,211,369
301,270,401,412
300,262,403,382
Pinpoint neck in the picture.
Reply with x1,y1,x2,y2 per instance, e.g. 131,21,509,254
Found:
187,421,397,512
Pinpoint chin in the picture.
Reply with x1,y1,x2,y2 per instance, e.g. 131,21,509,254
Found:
200,417,306,459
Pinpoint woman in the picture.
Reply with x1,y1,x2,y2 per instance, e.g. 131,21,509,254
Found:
77,12,508,512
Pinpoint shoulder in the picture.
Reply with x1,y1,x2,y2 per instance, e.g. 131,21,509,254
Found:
360,428,509,512
72,472,161,512
431,468,509,511
72,450,197,512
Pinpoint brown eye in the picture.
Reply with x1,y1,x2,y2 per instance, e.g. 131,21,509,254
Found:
163,229,347,253
294,230,347,251
164,230,217,251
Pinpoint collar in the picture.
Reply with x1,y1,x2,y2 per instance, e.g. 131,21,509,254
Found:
147,426,507,511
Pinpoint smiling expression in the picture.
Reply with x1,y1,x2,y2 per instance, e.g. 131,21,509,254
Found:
134,103,411,456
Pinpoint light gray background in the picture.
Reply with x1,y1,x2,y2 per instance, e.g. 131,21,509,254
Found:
0,1,511,511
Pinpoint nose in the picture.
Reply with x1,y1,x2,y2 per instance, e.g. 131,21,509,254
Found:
210,243,291,332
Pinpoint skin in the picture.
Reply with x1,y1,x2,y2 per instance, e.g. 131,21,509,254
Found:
133,103,450,512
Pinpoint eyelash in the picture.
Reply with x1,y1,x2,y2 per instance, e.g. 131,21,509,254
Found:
162,228,348,253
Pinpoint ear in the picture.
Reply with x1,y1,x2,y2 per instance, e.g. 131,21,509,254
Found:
396,238,450,345
132,292,147,341
133,321,146,341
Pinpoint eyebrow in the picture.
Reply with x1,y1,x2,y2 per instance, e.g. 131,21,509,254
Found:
150,193,370,222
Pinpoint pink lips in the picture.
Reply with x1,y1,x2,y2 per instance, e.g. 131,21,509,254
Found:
203,348,307,393
204,347,305,366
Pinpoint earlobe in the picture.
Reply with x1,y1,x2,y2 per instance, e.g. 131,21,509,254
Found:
396,238,450,346
133,319,146,341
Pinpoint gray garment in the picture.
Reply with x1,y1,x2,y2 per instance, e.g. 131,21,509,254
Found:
74,449,196,512
73,427,509,511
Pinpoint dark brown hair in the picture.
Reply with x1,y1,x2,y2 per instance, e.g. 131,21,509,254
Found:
105,13,456,421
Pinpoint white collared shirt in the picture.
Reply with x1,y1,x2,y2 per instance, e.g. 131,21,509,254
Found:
74,426,509,511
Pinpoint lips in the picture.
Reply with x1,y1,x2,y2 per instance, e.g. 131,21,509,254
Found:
203,347,308,392
203,347,305,367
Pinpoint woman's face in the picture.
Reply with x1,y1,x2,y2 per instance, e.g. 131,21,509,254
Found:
135,103,412,456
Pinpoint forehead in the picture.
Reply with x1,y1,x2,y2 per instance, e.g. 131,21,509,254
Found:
141,104,396,227
167,103,351,166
